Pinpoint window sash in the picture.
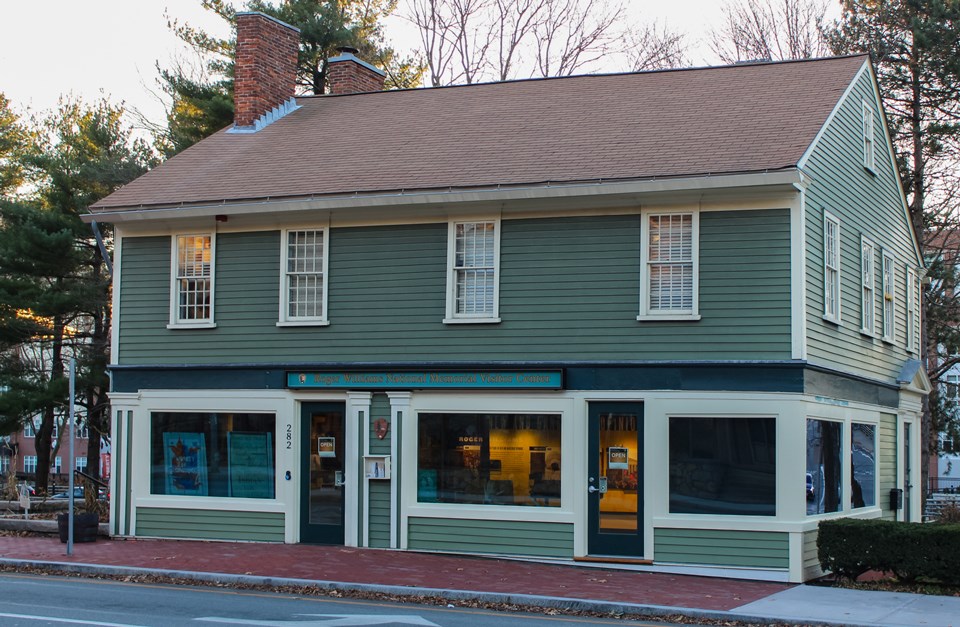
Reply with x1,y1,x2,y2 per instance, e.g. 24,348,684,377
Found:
284,229,326,320
452,222,497,317
861,239,875,333
882,253,894,341
174,235,213,323
824,215,840,321
646,213,695,314
863,102,875,170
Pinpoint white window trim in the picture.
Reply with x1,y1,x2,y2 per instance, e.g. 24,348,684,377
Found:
822,211,841,324
277,228,330,326
882,250,895,343
862,100,876,173
168,233,216,329
638,210,701,321
860,236,876,335
444,218,501,324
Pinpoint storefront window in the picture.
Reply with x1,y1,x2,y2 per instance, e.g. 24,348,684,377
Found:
852,423,876,508
417,413,561,507
807,419,842,514
151,412,276,499
668,417,776,515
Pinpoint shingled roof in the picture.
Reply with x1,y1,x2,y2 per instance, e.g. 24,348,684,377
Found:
90,54,868,212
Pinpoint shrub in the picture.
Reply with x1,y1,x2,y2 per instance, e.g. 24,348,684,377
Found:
818,518,960,584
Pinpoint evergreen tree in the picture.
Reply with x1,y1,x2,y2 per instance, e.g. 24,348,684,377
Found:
156,0,424,156
0,98,153,492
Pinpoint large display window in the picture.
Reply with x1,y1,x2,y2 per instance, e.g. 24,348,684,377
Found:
807,418,842,515
150,412,276,499
417,413,561,507
669,417,776,515
851,423,876,508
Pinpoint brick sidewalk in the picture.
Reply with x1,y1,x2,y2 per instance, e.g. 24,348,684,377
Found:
0,535,790,611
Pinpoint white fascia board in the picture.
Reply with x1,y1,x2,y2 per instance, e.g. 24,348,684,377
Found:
83,170,804,225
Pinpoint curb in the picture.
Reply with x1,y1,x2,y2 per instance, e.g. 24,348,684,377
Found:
0,558,871,627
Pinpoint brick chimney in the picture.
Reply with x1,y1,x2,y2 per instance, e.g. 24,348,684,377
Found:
327,47,386,95
234,12,300,128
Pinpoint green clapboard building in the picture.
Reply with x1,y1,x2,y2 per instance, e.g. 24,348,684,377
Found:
85,12,929,583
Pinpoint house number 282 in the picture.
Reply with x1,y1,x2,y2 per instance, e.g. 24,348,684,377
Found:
286,424,293,449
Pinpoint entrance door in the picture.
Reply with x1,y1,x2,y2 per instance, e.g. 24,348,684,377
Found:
300,402,346,544
588,402,643,556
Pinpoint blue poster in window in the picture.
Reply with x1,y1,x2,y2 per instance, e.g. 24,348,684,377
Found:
228,432,274,499
163,432,208,496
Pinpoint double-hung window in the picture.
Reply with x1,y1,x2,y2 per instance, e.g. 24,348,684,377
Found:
640,211,699,320
823,212,841,323
170,234,214,327
445,220,500,323
906,266,920,352
861,237,875,334
882,251,895,342
862,101,876,172
280,229,328,325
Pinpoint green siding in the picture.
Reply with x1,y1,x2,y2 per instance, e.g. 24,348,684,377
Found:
118,211,791,365
878,412,898,520
368,481,391,548
804,69,919,383
803,529,822,575
654,528,789,569
368,393,392,548
136,508,284,542
407,517,573,558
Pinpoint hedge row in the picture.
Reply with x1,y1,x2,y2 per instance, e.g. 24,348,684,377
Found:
818,518,960,583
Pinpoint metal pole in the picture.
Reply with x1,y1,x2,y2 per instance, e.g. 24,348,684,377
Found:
67,358,75,555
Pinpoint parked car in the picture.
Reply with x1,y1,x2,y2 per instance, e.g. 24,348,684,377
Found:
806,473,815,502
51,487,85,499
17,483,36,497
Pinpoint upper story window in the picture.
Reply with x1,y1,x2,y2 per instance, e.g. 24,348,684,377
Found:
882,251,895,342
823,211,841,323
906,266,919,352
23,420,35,438
862,101,876,172
170,234,214,327
280,229,328,325
445,220,500,323
639,211,699,320
861,237,876,334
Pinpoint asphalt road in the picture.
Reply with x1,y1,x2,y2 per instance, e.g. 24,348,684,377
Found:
0,573,691,627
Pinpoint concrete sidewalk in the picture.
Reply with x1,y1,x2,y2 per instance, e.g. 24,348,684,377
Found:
1,533,958,626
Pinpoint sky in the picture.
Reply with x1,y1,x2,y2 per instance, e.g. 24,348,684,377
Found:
0,1,780,131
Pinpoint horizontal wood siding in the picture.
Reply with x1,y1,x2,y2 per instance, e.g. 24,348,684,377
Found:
654,528,789,569
407,517,573,558
118,210,791,364
368,481,391,548
878,412,898,520
803,529,823,579
135,507,284,541
804,69,919,383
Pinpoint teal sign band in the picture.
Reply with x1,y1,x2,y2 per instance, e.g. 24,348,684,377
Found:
287,371,562,390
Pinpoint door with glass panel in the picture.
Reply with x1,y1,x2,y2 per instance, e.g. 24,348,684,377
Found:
588,402,643,556
300,403,346,544
903,422,912,522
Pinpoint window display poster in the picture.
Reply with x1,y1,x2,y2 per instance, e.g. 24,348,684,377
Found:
608,446,629,470
318,436,336,457
228,432,274,498
163,432,208,496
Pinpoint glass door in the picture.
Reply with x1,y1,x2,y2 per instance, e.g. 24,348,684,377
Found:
903,422,912,522
588,402,644,556
300,402,346,544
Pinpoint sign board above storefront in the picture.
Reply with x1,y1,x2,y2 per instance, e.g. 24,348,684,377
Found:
286,370,562,390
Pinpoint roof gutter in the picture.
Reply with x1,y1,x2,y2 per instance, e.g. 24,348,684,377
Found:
82,169,803,224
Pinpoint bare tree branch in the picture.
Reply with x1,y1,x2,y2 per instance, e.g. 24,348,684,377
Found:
709,0,831,63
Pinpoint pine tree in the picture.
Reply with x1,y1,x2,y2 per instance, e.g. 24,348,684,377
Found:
0,98,153,492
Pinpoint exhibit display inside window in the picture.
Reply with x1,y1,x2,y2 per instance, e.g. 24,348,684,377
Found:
417,413,561,507
150,412,276,498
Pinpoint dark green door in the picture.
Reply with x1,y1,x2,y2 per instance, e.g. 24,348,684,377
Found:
588,402,644,556
300,402,346,544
